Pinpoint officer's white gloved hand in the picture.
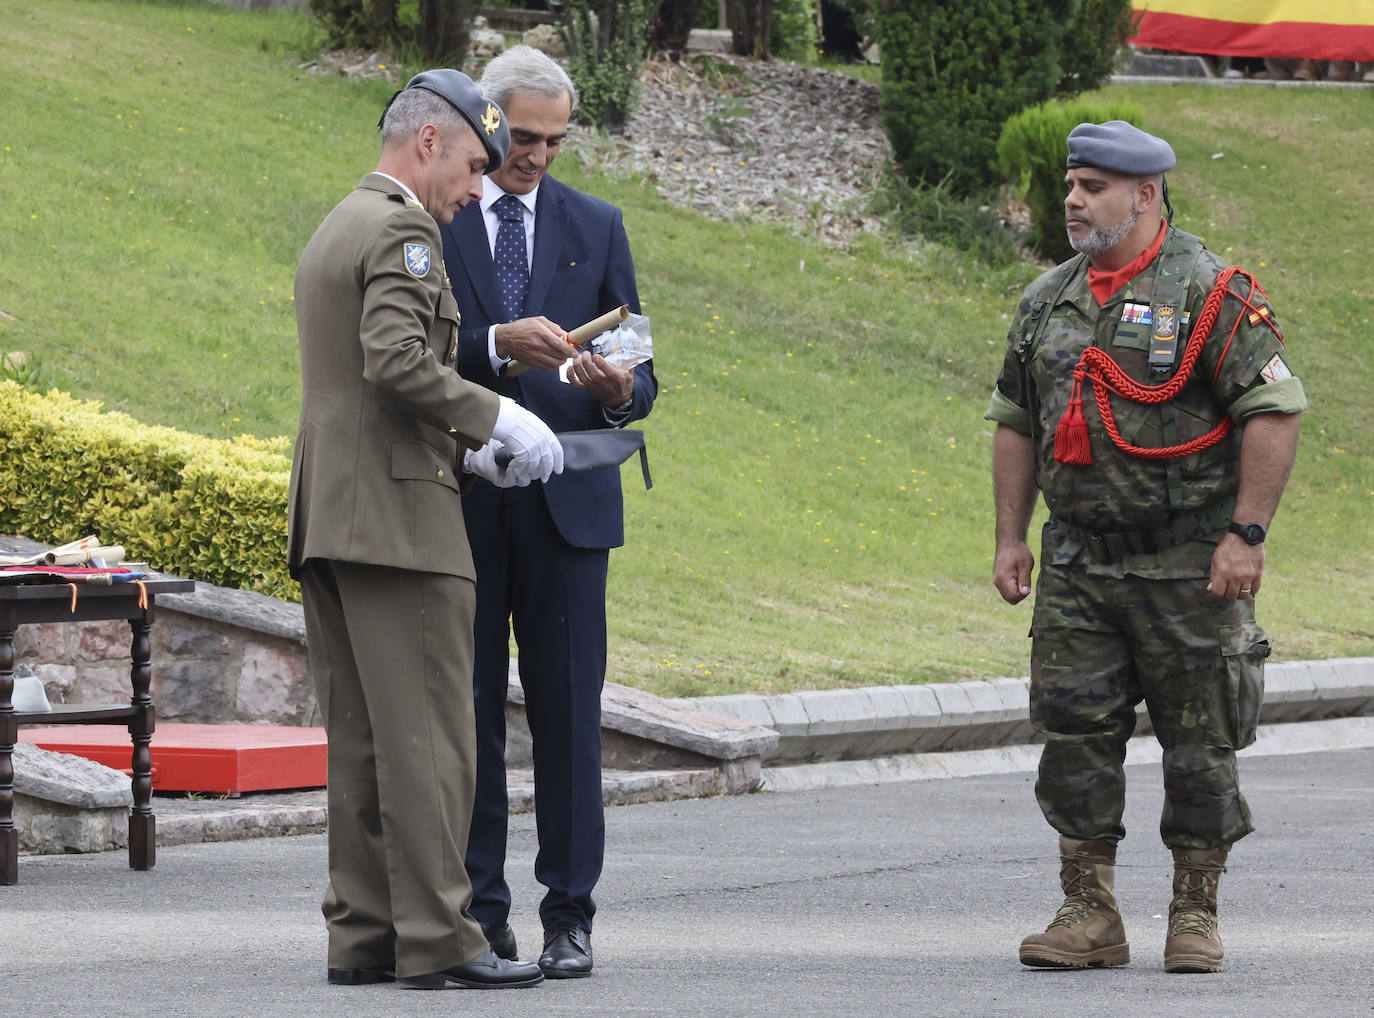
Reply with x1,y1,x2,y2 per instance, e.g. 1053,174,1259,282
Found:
490,396,564,484
463,440,520,488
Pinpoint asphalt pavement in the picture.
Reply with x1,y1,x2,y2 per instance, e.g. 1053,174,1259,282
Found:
5,745,1371,1018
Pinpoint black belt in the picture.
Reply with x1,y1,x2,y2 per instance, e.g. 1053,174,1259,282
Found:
1052,499,1234,564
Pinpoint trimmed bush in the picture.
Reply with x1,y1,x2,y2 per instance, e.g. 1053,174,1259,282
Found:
1058,0,1140,98
996,99,1143,263
0,382,296,600
876,0,1073,195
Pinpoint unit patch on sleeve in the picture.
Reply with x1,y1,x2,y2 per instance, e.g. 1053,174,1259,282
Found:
1260,353,1292,383
404,243,431,278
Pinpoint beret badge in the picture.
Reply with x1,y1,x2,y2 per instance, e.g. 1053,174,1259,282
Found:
481,102,502,136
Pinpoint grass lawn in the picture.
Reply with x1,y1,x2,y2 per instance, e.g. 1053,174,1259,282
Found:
2,0,1371,696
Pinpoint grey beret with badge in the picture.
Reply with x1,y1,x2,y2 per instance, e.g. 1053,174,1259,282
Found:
1066,120,1176,176
380,68,511,172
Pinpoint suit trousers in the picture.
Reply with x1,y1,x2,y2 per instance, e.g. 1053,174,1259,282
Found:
300,559,487,978
464,481,609,932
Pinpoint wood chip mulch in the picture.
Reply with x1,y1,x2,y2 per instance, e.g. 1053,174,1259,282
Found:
569,54,892,247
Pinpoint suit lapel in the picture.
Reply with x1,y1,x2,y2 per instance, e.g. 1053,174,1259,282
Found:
526,178,565,317
452,201,505,325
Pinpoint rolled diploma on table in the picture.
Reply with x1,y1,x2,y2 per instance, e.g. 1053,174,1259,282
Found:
0,534,101,567
507,305,630,377
45,544,126,566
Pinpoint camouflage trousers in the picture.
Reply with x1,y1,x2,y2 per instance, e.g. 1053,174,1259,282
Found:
1029,563,1270,850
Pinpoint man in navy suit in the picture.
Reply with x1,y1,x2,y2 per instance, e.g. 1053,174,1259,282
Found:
438,45,657,979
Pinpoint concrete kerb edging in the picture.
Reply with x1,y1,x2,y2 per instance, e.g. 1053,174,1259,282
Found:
507,675,777,796
676,658,1374,767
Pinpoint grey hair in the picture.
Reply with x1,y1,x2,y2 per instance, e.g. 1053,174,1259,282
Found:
480,44,579,118
380,87,468,147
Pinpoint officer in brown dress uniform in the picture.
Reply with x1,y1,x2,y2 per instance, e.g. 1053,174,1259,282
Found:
289,69,564,991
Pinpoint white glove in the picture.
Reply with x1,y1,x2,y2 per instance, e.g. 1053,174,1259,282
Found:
490,396,564,483
463,440,520,488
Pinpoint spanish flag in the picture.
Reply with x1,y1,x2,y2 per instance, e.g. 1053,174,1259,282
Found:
1131,1,1374,61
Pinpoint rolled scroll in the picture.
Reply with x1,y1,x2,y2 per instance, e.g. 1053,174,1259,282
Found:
45,544,126,566
507,305,631,376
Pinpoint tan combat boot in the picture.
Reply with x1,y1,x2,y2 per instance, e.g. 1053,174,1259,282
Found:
1019,837,1130,968
1164,848,1227,973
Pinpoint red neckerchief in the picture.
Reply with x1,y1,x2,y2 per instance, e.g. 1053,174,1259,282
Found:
1086,220,1168,306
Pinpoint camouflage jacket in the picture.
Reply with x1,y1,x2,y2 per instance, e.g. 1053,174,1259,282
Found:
986,226,1307,577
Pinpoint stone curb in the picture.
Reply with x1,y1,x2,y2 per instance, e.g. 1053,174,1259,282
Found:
16,767,728,855
676,658,1374,765
1112,74,1374,90
760,716,1374,793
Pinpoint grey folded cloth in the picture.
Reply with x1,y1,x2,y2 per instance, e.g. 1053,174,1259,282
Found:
497,429,651,489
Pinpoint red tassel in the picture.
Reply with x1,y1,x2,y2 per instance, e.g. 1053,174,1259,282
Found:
1054,376,1093,465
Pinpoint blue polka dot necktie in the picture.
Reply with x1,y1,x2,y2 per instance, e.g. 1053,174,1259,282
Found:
492,193,529,323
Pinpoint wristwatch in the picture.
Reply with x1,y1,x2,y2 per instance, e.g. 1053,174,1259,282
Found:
1228,521,1266,545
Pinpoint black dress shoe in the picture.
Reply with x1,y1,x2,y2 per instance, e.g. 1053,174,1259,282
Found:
398,948,544,990
538,925,593,978
326,964,394,985
482,922,518,961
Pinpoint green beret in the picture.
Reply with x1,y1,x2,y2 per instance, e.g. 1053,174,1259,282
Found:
386,69,511,172
1066,120,1175,176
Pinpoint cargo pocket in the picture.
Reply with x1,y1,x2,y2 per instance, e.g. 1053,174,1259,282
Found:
1211,620,1270,749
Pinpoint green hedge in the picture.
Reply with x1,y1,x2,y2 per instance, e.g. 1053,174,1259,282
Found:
876,0,1072,195
996,99,1143,263
0,381,296,600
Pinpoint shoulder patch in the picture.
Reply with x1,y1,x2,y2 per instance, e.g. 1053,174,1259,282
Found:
1260,353,1292,383
404,243,431,278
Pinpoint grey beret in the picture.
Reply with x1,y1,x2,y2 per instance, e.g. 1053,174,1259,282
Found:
1066,120,1175,176
399,68,511,171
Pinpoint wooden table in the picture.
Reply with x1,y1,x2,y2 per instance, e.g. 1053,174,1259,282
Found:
0,577,194,884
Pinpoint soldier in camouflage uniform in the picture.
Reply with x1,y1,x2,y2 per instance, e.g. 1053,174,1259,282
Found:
986,121,1306,973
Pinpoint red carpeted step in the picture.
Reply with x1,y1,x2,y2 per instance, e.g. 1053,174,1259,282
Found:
18,723,327,797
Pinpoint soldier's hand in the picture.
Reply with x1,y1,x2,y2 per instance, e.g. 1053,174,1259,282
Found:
491,397,564,483
1208,534,1264,600
494,317,573,370
567,351,635,407
993,541,1035,605
463,441,520,488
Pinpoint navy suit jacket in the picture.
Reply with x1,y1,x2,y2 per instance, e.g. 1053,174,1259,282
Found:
439,175,657,549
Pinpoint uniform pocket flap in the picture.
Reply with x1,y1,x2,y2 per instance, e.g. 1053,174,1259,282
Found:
391,441,459,492
1219,620,1271,659
437,288,460,324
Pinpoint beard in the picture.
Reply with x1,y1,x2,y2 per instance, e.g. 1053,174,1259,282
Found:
1068,208,1139,256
